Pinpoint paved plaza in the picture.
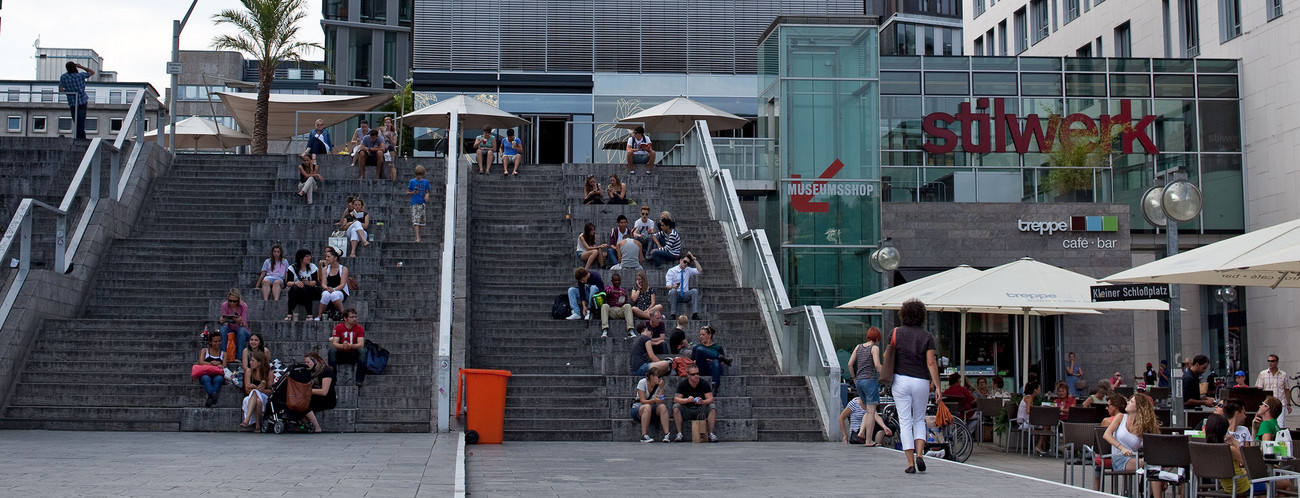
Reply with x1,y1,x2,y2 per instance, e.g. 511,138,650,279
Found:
0,431,1105,497
464,441,1106,497
0,431,459,497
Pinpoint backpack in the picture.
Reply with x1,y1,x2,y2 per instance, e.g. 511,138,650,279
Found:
363,340,390,375
672,356,696,377
551,293,572,319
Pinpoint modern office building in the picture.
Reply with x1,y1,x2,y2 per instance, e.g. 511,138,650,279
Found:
880,0,964,55
321,0,414,94
168,50,326,134
965,0,1296,379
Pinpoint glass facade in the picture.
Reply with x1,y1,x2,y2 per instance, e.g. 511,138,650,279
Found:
759,23,883,313
879,55,1245,234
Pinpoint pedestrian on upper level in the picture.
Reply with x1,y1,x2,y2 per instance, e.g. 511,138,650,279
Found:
890,299,942,474
58,61,94,139
847,326,882,444
1256,353,1294,428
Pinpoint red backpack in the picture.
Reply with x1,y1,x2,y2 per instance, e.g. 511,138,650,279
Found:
672,356,696,377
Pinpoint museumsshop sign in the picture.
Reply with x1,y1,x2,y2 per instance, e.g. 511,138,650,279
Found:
786,159,877,213
920,98,1160,155
1018,215,1121,250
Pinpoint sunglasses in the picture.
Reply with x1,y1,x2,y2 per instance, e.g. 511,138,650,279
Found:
1269,359,1279,363
687,373,699,376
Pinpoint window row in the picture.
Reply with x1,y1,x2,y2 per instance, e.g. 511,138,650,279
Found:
5,115,137,134
882,71,1239,99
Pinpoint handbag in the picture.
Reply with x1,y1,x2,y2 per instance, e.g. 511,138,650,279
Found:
191,364,224,380
286,378,312,413
328,232,348,257
879,327,898,386
347,275,360,291
934,400,954,427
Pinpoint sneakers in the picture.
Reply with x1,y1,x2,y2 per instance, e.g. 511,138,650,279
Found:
566,312,582,320
583,311,591,320
719,356,734,366
709,433,719,443
673,432,683,442
600,329,609,338
691,313,702,321
640,434,654,443
662,434,671,443
627,329,638,338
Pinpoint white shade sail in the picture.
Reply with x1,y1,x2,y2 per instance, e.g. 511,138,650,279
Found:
399,95,528,130
214,92,394,140
1104,217,1300,288
616,97,749,134
144,116,250,150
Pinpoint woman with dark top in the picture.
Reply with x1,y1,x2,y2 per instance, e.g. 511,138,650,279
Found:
195,332,226,407
1065,352,1083,397
315,246,349,321
297,153,323,205
692,325,732,394
583,175,604,204
847,326,883,445
630,271,663,320
606,174,627,204
285,248,321,321
336,198,371,256
891,299,942,474
575,222,606,270
240,333,272,375
240,354,272,431
302,351,336,433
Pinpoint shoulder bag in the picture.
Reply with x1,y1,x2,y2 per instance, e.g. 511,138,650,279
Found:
879,327,898,386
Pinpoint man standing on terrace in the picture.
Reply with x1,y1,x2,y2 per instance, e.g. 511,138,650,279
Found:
58,62,95,140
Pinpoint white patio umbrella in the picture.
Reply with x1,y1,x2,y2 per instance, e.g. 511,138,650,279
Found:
144,116,251,151
877,258,1168,387
1104,217,1300,289
615,96,749,134
399,95,528,130
840,264,1100,382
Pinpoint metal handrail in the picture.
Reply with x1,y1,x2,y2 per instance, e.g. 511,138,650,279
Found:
436,109,460,432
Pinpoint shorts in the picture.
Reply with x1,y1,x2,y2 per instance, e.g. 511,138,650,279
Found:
263,275,284,284
856,379,881,404
631,405,662,423
632,362,650,376
677,403,714,420
1111,454,1133,471
411,204,426,226
632,152,649,164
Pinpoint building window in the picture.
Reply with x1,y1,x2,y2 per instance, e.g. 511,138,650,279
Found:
7,116,21,133
1095,36,1103,57
85,90,95,103
1115,22,1132,57
1220,0,1242,41
58,116,73,133
974,36,984,56
1065,0,1081,23
995,21,1006,55
986,28,996,55
1076,44,1093,57
1031,0,1050,44
1182,0,1201,56
288,68,302,80
1270,0,1284,20
110,117,123,133
126,91,137,104
85,117,99,133
6,88,18,102
32,116,47,133
975,0,986,17
1014,8,1029,53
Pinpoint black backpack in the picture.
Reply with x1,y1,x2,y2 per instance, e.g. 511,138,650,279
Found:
551,293,571,319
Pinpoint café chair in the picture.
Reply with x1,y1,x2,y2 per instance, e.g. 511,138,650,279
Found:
1142,434,1191,498
1190,441,1244,497
1241,444,1300,497
1095,427,1141,495
1061,422,1097,487
1028,406,1061,456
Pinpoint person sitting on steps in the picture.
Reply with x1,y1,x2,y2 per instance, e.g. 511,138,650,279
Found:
672,363,719,443
632,205,656,257
606,174,627,204
329,308,367,388
600,273,634,338
196,331,226,408
218,288,250,361
297,152,323,205
316,247,350,321
285,248,321,321
634,363,671,443
648,218,682,268
626,125,655,174
582,175,604,204
566,267,605,321
240,353,272,431
302,351,336,433
575,222,607,270
664,252,702,320
336,197,371,256
256,244,288,301
630,321,672,376
356,129,387,179
475,126,496,173
605,215,632,266
693,325,732,395
499,129,522,175
629,271,663,321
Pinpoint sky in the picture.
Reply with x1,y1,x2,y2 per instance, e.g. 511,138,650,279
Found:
0,0,325,92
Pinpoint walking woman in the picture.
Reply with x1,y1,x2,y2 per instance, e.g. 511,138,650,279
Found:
891,299,942,474
847,326,883,446
1065,352,1083,397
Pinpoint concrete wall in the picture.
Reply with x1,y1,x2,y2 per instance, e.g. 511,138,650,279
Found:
882,201,1136,386
0,141,171,409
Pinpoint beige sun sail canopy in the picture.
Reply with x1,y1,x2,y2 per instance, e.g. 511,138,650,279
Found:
214,92,394,140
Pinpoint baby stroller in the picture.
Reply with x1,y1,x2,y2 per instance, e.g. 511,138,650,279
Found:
261,363,315,434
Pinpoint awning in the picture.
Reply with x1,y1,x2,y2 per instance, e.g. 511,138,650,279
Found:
214,92,394,140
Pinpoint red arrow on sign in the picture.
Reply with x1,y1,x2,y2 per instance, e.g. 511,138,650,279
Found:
790,159,845,213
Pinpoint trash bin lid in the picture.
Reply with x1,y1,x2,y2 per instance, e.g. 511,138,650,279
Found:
459,368,512,377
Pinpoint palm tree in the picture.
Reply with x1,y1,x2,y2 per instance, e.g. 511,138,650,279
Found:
212,0,319,154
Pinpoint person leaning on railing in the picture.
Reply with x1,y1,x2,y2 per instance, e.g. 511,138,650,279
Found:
58,61,95,140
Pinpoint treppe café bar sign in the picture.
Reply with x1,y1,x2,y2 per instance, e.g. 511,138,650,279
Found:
920,98,1160,155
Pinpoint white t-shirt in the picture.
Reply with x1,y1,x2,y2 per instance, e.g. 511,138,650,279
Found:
1231,425,1253,443
633,377,662,408
628,134,652,154
633,216,655,236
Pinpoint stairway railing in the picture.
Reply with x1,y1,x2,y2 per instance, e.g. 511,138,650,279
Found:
436,110,460,432
667,121,842,440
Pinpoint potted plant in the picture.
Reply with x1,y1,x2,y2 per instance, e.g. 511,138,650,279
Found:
1043,116,1131,201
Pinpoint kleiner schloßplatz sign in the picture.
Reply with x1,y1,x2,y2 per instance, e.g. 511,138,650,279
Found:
1090,283,1171,302
920,98,1160,155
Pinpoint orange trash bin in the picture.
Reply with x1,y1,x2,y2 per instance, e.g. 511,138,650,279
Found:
456,368,512,443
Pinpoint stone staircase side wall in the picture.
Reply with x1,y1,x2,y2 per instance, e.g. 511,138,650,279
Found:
449,157,469,432
0,141,172,410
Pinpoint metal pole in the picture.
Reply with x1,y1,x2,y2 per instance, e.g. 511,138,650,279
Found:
1223,299,1231,373
1166,168,1185,425
169,1,200,154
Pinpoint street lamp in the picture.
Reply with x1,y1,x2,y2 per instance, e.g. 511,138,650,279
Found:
168,0,200,154
1214,286,1238,375
868,237,901,273
1141,169,1203,425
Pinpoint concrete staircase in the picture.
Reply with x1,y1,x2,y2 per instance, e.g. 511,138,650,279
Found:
0,154,444,432
467,164,824,441
0,137,104,279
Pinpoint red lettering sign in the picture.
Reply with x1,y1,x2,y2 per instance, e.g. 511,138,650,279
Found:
920,98,1160,155
790,159,844,213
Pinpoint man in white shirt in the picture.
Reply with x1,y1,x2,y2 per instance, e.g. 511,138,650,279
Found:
1256,353,1294,428
664,252,703,321
626,126,656,174
633,205,657,256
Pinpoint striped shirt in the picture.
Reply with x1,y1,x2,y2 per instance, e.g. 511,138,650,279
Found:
58,72,90,105
662,229,682,256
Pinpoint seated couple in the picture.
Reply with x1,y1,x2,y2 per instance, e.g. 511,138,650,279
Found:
632,363,720,443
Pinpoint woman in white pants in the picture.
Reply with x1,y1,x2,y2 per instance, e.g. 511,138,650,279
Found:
315,246,349,320
889,299,942,474
336,198,371,256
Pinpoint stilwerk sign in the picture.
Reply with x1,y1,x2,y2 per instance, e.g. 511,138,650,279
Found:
920,98,1160,155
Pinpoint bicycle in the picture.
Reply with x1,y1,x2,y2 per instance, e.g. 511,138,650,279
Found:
878,388,974,463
